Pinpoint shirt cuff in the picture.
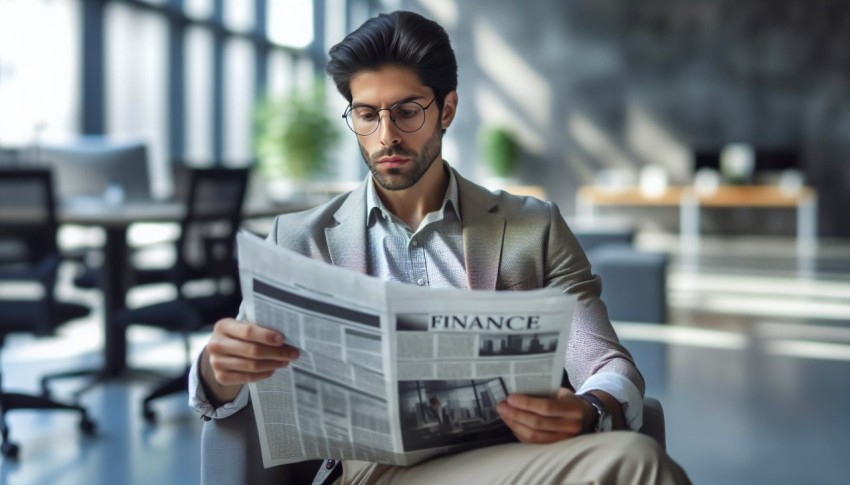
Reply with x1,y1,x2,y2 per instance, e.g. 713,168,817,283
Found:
576,372,644,431
188,350,250,420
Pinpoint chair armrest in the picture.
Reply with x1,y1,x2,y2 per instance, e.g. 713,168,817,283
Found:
639,396,666,450
200,405,321,485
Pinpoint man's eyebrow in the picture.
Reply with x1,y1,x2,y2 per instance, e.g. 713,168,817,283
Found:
350,95,425,109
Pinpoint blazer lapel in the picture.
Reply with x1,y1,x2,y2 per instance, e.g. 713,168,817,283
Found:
455,170,505,290
325,180,369,274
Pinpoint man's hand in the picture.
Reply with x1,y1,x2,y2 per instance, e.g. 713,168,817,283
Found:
199,318,300,404
496,388,597,444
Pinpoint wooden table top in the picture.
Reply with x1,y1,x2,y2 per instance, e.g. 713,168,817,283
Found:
577,185,816,208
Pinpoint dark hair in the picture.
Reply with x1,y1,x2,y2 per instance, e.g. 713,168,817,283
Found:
325,11,458,112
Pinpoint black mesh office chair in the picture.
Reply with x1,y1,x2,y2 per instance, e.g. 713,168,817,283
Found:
0,168,96,459
41,168,249,421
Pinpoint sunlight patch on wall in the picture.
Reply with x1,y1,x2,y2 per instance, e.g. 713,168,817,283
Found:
755,322,850,343
474,83,545,154
567,112,633,169
473,19,552,132
416,0,458,29
613,322,749,350
670,272,850,301
625,102,691,184
764,340,850,362
669,293,850,321
563,149,598,186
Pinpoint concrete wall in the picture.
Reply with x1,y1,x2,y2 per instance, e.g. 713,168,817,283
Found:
399,0,850,237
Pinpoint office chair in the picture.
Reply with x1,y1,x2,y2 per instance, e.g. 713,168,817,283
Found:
41,168,249,421
0,168,96,459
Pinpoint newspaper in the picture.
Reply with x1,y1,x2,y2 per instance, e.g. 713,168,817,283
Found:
237,231,577,468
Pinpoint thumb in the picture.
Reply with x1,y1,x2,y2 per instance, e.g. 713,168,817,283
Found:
556,387,575,400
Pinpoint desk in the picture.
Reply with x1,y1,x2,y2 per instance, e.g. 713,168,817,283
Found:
576,185,818,255
58,199,314,378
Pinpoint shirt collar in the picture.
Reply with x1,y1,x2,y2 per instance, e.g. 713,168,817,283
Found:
365,162,461,227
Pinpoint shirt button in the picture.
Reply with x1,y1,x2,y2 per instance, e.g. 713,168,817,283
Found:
411,239,419,247
417,278,425,286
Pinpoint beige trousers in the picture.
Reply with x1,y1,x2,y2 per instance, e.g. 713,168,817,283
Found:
336,432,690,485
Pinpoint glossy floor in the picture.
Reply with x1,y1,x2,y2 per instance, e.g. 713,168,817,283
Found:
2,236,849,484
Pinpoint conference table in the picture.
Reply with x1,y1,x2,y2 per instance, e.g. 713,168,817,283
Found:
57,198,315,380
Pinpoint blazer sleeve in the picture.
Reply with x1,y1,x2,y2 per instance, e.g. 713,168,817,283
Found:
542,202,645,396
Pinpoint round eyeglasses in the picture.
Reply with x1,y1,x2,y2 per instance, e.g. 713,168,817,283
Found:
342,97,436,136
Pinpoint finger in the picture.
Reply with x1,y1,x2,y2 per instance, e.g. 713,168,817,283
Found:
212,369,278,386
556,387,574,400
216,319,285,346
208,338,300,363
497,401,582,435
209,354,290,375
506,394,583,419
499,413,574,444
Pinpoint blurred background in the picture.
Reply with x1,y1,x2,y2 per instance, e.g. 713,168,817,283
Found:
1,0,849,484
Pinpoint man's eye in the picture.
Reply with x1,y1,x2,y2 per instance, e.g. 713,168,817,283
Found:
395,107,418,118
354,109,377,121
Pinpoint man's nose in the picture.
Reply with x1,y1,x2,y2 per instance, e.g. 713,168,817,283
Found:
377,111,401,146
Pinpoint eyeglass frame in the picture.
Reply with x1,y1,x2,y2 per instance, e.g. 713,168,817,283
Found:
341,96,437,136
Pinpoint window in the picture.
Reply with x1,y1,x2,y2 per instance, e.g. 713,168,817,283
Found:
223,38,255,166
224,0,254,33
0,0,80,145
2,0,336,180
185,26,215,164
105,2,169,198
184,0,213,20
267,0,314,48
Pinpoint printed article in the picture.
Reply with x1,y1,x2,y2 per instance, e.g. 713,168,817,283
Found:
236,232,577,468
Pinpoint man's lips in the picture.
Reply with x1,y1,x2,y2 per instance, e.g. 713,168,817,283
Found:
376,156,409,168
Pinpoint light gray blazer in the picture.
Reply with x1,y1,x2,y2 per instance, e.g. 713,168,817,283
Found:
258,167,644,394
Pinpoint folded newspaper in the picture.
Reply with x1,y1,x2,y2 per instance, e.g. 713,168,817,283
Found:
236,231,577,468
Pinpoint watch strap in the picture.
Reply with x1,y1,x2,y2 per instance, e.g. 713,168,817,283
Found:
577,392,610,433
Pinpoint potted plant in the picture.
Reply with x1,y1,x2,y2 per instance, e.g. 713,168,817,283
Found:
479,124,520,182
254,81,340,199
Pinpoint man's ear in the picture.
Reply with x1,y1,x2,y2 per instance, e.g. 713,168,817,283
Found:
441,91,458,130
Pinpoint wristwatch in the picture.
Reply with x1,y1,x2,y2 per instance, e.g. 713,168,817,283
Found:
577,393,613,432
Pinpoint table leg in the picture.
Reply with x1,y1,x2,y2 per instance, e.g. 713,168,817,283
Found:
575,195,596,223
102,226,128,377
679,194,700,255
797,196,818,259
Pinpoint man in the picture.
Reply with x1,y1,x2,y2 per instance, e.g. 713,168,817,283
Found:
426,395,453,429
190,10,690,484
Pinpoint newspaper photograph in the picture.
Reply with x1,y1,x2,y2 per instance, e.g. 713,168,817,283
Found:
236,231,577,468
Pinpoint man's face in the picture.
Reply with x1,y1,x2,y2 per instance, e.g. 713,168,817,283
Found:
349,67,455,191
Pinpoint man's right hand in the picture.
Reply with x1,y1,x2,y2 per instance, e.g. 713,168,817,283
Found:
199,318,300,404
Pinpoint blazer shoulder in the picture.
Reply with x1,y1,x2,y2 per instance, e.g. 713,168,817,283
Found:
456,171,555,220
269,190,357,246
491,189,559,222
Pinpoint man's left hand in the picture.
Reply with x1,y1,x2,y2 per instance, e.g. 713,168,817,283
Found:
496,388,596,444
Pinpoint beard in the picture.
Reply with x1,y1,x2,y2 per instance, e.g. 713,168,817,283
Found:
359,124,442,191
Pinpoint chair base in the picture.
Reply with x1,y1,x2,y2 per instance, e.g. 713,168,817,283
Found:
41,367,169,402
41,365,191,424
141,369,190,423
1,391,97,459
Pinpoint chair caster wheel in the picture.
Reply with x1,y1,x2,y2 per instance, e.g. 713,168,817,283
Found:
143,407,157,423
1,441,20,459
79,417,97,435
